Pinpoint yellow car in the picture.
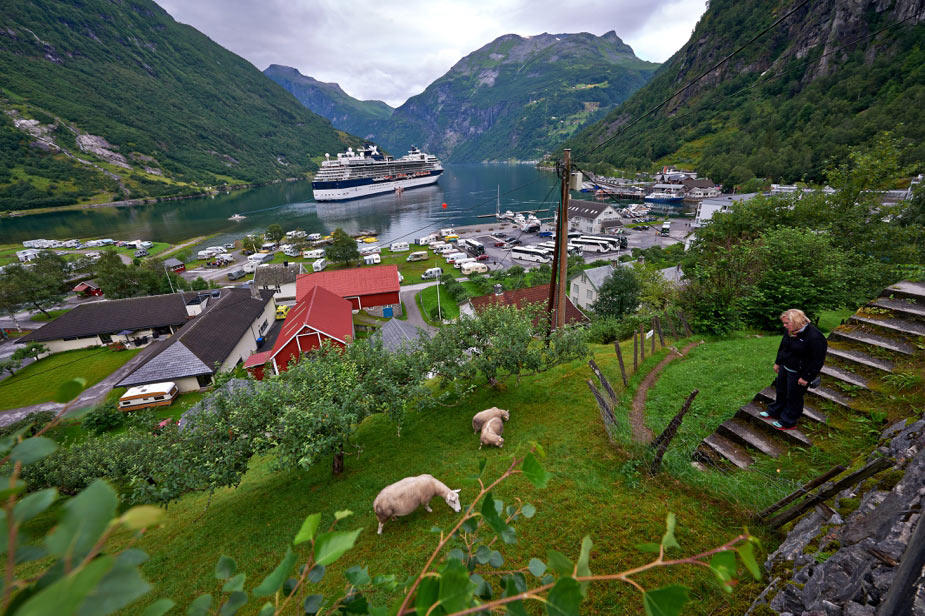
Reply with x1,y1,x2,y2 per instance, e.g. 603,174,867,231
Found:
275,305,291,320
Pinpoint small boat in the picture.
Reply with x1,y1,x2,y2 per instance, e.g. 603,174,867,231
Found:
228,213,246,221
362,237,379,243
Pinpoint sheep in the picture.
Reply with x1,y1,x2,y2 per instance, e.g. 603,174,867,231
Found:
479,416,504,449
373,474,461,535
472,407,510,433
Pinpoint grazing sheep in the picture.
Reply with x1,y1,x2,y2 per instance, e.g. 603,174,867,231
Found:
479,417,504,449
373,474,461,535
472,407,510,433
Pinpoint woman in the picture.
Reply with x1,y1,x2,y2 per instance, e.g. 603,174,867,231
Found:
761,309,827,430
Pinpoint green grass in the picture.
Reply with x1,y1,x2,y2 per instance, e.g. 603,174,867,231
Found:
29,309,71,322
93,342,773,615
817,308,855,334
418,284,460,323
0,347,140,411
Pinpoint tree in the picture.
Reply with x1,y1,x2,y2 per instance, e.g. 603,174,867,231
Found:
0,274,25,331
13,343,49,362
591,266,641,319
1,251,69,318
265,223,284,243
93,250,139,298
325,228,360,265
0,358,21,377
242,234,262,252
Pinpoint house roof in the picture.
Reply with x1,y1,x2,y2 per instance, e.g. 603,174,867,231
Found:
578,265,616,291
255,263,303,287
658,265,685,284
600,219,624,229
701,193,759,208
243,350,273,369
20,292,200,342
271,285,354,359
163,258,184,268
72,280,101,292
682,178,716,189
117,288,274,387
566,199,616,221
376,318,431,352
470,284,588,325
296,265,400,302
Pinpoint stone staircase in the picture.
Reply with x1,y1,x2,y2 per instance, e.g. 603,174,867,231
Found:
695,280,925,469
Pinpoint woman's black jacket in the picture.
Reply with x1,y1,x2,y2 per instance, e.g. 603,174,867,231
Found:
775,324,828,382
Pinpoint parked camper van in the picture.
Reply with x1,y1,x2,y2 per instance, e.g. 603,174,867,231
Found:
119,382,178,411
248,253,273,264
445,252,468,265
390,241,409,252
418,234,438,245
313,258,327,272
134,249,148,258
260,242,277,253
434,244,454,255
359,246,381,255
461,262,489,275
197,250,215,260
282,244,300,257
454,258,476,269
303,248,325,260
243,261,258,273
406,251,428,262
421,267,443,280
206,246,227,254
364,254,381,265
307,233,322,241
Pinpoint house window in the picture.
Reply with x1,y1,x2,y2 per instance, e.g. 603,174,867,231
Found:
572,283,578,295
196,374,213,387
100,333,112,343
259,319,269,335
153,396,164,400
586,289,593,299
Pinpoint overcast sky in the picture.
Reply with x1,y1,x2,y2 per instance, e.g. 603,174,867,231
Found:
153,0,707,108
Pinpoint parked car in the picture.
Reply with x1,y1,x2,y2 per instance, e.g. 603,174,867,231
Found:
243,249,255,256
538,231,554,238
636,225,650,230
475,254,491,261
493,241,506,248
421,267,443,280
276,305,291,320
227,269,246,281
508,239,521,245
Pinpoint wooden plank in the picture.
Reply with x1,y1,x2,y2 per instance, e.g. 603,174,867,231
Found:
649,389,699,475
588,358,616,404
613,340,628,387
702,433,754,469
633,331,638,371
755,465,845,520
718,419,783,458
735,403,813,446
830,328,914,355
655,316,665,347
639,324,646,362
680,314,692,336
665,316,679,340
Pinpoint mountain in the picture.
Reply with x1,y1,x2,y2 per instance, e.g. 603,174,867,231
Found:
0,0,360,212
566,0,925,186
371,31,659,162
263,65,393,141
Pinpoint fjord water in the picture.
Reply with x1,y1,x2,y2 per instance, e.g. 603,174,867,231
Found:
0,165,559,246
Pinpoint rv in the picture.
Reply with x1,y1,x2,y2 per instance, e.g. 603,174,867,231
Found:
214,253,235,265
421,267,443,280
406,251,428,262
303,248,325,259
282,244,300,257
118,382,179,411
307,233,322,241
359,246,381,255
364,253,381,265
259,242,277,253
243,261,258,273
247,253,273,264
206,246,227,254
390,241,410,252
461,262,489,275
440,228,456,238
445,251,468,264
454,258,476,269
312,258,327,272
660,222,671,236
434,244,455,255
418,234,438,245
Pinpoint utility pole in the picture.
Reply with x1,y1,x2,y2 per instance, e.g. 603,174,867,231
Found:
556,149,570,328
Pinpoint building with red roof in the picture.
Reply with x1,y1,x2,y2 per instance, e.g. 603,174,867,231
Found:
72,280,103,297
296,265,400,314
244,285,354,379
468,284,588,326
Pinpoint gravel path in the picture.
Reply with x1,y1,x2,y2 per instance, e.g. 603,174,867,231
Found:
629,341,703,444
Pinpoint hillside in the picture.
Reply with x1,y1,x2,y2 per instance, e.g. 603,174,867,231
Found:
263,64,393,141
371,31,659,162
566,0,925,185
0,0,360,212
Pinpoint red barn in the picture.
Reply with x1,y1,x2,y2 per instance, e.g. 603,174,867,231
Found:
244,285,354,378
296,265,400,313
72,280,103,297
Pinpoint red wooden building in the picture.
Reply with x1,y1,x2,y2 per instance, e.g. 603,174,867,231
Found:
296,265,400,312
244,285,354,379
72,280,104,297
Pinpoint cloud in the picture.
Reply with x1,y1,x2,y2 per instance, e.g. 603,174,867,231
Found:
154,0,706,107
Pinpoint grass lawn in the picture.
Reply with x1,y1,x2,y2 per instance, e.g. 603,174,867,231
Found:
93,339,777,615
29,308,71,322
0,347,140,411
418,284,460,323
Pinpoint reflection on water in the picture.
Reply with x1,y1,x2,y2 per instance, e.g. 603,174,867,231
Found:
0,165,559,246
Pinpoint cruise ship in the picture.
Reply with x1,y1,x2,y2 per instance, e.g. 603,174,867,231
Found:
311,144,443,201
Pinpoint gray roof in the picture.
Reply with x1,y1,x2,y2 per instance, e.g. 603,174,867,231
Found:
601,219,624,229
576,264,616,291
701,193,759,208
118,342,211,387
179,378,254,430
658,265,685,284
163,258,184,268
376,318,431,352
567,199,616,221
254,263,302,287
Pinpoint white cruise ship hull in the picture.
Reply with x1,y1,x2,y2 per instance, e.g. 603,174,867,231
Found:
313,172,441,202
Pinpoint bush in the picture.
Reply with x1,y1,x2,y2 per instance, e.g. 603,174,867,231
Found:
0,410,55,438
83,401,126,435
587,317,624,344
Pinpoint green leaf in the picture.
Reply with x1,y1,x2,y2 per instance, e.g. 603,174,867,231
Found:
528,558,547,577
0,478,26,502
307,564,325,583
661,513,680,551
63,404,96,420
343,594,368,614
478,457,488,477
642,585,690,616
481,492,511,538
521,503,536,519
546,576,582,616
258,602,275,616
430,526,442,534
45,479,118,561
345,565,370,587
116,549,149,567
709,551,736,592
187,594,213,616
334,509,353,520
368,606,389,616
120,505,165,531
488,550,503,568
11,437,57,466
439,556,474,613
448,547,466,562
529,441,546,459
303,593,324,614
215,555,237,580
219,591,248,616
635,543,661,553
470,573,491,599
222,573,246,592
13,488,56,524
414,576,440,616
253,547,298,597
372,574,396,590
736,541,762,581
16,556,115,616
475,545,492,564
522,452,551,488
575,536,593,596
314,528,362,566
546,550,573,576
140,598,175,616
54,377,87,403
293,513,322,545
76,557,153,616
503,576,528,616
460,518,478,534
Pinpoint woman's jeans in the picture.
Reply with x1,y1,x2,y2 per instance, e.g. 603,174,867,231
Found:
768,367,807,428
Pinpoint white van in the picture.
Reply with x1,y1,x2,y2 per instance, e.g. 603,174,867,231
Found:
313,258,327,272
364,254,381,265
197,250,214,260
445,252,468,264
260,242,277,253
421,267,443,280
434,244,455,255
243,261,258,273
461,262,489,275
440,228,456,238
454,257,476,269
390,241,409,252
248,253,273,264
303,248,325,259
429,240,448,251
215,253,235,264
406,251,428,262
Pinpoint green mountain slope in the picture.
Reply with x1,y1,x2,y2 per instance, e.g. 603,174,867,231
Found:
0,0,360,212
263,65,393,140
372,31,659,162
566,0,925,185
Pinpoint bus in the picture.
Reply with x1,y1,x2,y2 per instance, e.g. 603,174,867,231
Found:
536,241,582,256
570,238,609,253
579,235,620,251
660,222,671,236
458,238,485,256
511,246,552,263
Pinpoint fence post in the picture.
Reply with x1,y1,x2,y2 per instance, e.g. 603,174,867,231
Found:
650,322,656,354
633,331,638,371
655,316,665,347
665,316,679,341
613,340,628,387
639,324,646,362
649,389,699,474
680,314,692,336
588,358,616,404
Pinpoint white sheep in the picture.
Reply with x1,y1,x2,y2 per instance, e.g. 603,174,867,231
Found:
472,407,510,433
373,474,461,535
479,416,504,449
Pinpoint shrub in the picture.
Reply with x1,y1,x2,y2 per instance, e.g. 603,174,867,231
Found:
83,401,126,435
0,410,55,438
587,316,624,344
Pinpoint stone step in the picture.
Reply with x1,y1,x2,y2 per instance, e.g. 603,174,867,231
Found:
702,433,754,469
736,402,812,446
850,315,925,338
883,281,925,303
717,418,783,458
820,365,869,390
830,328,914,356
871,297,925,319
754,388,828,424
808,385,856,410
826,346,895,373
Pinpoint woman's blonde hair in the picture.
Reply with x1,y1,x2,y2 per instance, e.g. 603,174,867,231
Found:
780,308,810,327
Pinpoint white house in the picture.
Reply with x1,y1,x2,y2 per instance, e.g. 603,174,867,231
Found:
253,262,305,302
569,263,625,310
693,193,759,228
566,199,622,234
